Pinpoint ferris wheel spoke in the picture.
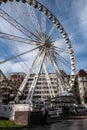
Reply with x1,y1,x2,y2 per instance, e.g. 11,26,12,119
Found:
26,5,40,31
55,48,69,53
29,30,43,44
49,53,64,93
52,45,69,53
43,62,55,97
48,24,56,37
0,32,35,44
10,1,31,29
0,45,43,64
41,12,46,34
15,49,43,101
0,8,31,38
55,51,71,68
26,52,46,103
56,58,71,69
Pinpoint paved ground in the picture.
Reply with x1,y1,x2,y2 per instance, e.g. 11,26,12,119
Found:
20,119,87,130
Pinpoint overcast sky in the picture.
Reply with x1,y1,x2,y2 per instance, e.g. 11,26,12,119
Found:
0,0,87,75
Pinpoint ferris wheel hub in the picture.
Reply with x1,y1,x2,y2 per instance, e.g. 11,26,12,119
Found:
32,30,53,50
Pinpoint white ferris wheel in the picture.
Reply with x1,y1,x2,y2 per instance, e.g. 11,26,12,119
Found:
0,0,76,104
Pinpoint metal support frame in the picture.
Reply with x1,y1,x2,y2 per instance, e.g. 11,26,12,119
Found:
50,55,64,94
43,62,55,98
26,51,45,104
14,50,42,102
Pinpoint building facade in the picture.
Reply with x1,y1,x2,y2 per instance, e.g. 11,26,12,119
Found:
76,70,87,104
0,69,87,104
0,70,68,103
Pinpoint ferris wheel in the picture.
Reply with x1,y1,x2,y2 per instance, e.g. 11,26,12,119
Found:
0,0,76,104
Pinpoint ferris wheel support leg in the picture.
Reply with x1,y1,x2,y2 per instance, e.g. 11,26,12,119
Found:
51,56,64,94
26,52,45,104
43,63,55,98
14,51,41,103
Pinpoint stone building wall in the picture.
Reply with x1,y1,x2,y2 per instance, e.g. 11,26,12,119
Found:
77,70,87,104
0,69,87,104
0,70,68,103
